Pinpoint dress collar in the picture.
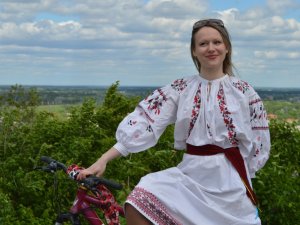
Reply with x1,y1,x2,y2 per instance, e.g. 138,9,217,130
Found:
197,74,228,84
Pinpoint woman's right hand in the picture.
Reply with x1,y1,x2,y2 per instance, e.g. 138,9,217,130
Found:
76,147,121,180
77,159,107,180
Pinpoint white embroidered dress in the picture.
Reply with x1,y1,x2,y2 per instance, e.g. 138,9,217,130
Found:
113,74,270,225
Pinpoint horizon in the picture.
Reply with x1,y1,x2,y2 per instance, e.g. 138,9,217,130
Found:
1,84,300,91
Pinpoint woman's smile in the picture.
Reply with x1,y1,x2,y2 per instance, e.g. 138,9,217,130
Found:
206,54,218,60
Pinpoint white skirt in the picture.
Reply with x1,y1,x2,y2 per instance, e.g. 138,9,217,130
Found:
126,153,261,225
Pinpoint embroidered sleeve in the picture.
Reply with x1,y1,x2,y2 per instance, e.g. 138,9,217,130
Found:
248,89,271,178
114,79,187,156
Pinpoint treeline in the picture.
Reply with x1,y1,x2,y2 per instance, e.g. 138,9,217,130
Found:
0,84,299,224
0,85,155,105
1,84,300,105
257,88,300,102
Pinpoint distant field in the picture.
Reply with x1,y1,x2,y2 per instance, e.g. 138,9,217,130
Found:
264,100,300,123
37,105,76,120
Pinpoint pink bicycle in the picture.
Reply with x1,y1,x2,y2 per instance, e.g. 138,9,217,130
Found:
37,156,125,225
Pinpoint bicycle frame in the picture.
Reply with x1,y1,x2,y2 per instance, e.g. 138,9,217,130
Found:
55,188,101,225
37,156,124,225
55,180,124,225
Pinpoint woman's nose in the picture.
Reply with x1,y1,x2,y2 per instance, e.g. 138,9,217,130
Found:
207,43,215,52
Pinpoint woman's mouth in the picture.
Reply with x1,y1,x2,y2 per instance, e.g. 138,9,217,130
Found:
206,55,218,60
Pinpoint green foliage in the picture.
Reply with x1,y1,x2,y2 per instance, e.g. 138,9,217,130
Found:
264,100,300,124
0,84,299,224
253,120,300,225
0,84,40,108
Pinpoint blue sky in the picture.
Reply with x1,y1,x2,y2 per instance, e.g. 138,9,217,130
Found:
0,0,300,88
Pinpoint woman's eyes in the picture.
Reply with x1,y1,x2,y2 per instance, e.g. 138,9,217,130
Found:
198,40,222,46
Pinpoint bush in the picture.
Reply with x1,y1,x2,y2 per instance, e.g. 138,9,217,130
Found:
253,119,300,225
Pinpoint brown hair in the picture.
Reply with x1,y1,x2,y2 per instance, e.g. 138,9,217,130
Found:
190,19,234,76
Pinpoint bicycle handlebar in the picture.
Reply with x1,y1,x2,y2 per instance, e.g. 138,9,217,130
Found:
82,176,123,190
40,156,68,172
39,156,123,190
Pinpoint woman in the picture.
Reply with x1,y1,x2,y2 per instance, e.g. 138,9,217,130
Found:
78,19,270,225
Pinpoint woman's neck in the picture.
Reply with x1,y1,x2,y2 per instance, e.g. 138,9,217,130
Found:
200,68,224,80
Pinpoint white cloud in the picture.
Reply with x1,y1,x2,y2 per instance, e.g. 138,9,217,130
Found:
254,50,280,59
145,0,208,18
287,52,300,59
0,20,82,43
0,0,299,87
266,0,297,14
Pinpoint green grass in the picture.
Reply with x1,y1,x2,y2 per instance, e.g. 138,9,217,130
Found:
36,105,75,120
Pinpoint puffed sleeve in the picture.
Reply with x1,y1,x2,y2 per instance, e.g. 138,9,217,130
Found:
113,84,179,156
248,89,271,178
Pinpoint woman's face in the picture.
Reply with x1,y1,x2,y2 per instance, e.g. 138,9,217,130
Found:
192,26,228,75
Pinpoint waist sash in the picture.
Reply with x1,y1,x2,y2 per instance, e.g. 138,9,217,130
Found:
186,144,258,206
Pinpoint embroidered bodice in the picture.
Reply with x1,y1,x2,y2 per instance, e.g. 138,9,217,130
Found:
113,74,270,178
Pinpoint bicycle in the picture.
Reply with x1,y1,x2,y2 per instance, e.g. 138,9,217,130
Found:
36,156,125,225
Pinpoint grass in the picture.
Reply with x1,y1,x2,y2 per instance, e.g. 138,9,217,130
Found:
36,105,75,120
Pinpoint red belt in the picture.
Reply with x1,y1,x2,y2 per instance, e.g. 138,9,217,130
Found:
186,144,258,206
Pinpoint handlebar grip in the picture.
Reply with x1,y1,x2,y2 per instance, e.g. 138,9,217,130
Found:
67,165,122,190
40,156,55,164
94,176,123,190
40,156,67,172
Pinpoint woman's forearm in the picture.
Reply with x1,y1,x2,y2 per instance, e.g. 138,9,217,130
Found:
98,147,122,163
77,146,122,179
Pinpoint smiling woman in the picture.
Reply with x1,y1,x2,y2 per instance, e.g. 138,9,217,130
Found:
77,18,270,225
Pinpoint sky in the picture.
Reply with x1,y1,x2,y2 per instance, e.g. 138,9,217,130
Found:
0,0,300,88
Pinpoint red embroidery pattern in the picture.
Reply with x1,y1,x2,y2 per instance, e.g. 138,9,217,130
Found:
144,88,167,115
138,106,155,123
252,127,269,130
252,138,264,158
249,99,261,105
207,123,213,137
128,120,137,126
127,187,181,225
249,98,269,130
232,80,250,93
217,84,238,145
171,78,187,92
188,83,202,136
254,143,263,157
